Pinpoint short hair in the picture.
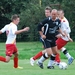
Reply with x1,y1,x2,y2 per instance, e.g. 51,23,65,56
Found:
11,14,19,21
51,9,58,12
45,6,52,12
58,9,64,13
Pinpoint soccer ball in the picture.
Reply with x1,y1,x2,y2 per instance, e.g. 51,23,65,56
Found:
59,62,68,70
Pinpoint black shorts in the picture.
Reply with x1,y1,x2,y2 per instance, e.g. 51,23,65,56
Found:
40,38,56,49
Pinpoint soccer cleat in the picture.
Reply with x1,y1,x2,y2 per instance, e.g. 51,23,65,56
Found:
13,66,23,69
30,57,35,66
47,66,54,69
37,61,44,69
53,61,60,66
68,57,74,65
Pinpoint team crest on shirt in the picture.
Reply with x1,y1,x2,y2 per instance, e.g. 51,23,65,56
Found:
55,22,58,25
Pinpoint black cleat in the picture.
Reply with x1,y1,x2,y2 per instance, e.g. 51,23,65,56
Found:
37,61,44,69
47,66,54,69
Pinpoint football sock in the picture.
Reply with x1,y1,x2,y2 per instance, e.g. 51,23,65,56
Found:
55,53,60,63
65,53,71,59
61,47,71,59
0,56,6,62
48,54,56,66
38,56,46,63
33,51,43,60
13,57,18,68
38,53,48,63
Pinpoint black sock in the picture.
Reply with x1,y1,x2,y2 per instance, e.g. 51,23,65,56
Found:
63,49,68,54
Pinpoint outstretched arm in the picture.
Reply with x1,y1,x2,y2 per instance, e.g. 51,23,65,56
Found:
15,27,30,35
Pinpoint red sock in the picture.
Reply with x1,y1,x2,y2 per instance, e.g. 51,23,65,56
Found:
13,57,18,68
55,53,60,63
33,51,43,60
0,56,6,62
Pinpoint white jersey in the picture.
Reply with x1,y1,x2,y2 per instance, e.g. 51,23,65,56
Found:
1,22,17,44
60,17,71,41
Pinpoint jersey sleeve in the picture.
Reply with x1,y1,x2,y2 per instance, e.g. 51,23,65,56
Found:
38,18,49,31
0,25,8,33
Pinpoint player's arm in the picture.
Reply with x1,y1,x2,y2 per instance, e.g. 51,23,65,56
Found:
57,20,66,37
63,30,73,42
0,30,2,34
0,25,7,34
62,22,73,42
58,28,65,37
15,27,29,35
38,17,49,31
39,31,46,39
38,18,48,39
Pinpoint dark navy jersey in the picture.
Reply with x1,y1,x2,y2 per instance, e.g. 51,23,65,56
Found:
38,17,61,40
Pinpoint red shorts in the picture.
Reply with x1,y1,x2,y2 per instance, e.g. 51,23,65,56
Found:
6,44,18,57
56,38,68,50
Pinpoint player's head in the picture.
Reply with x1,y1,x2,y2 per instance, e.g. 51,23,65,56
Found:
51,9,58,20
58,9,64,19
45,6,52,17
11,14,20,25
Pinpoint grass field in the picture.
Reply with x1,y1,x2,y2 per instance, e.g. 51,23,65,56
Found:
0,42,75,59
0,59,75,75
0,42,75,75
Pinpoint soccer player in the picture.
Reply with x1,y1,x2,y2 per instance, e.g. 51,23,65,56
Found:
48,10,74,67
30,6,60,66
33,9,65,69
30,7,60,66
0,14,29,69
30,9,74,68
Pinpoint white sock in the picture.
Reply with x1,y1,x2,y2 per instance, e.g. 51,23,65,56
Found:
65,53,71,59
47,60,54,66
61,47,71,59
38,56,46,63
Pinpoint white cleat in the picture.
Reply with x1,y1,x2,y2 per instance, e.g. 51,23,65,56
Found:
30,57,35,66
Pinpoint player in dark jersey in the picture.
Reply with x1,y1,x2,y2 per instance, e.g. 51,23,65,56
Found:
36,9,65,69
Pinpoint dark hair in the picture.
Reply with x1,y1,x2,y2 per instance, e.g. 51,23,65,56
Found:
45,6,52,12
11,14,19,21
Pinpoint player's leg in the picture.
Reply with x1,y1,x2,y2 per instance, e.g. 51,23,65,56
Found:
55,38,68,64
37,48,52,69
55,53,60,63
13,52,18,68
13,45,23,69
47,46,58,69
30,50,46,66
0,56,10,62
30,38,46,66
0,44,12,62
61,47,74,65
37,40,52,69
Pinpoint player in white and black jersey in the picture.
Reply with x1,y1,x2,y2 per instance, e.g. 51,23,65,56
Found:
36,9,65,69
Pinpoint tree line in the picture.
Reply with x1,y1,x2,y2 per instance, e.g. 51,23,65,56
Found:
0,0,75,41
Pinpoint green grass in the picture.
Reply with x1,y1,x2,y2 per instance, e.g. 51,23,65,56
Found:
0,42,75,59
0,42,75,75
0,59,75,75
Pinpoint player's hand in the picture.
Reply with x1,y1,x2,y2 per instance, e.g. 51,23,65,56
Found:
62,33,66,37
56,34,62,38
41,35,46,39
23,27,30,32
69,38,73,42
